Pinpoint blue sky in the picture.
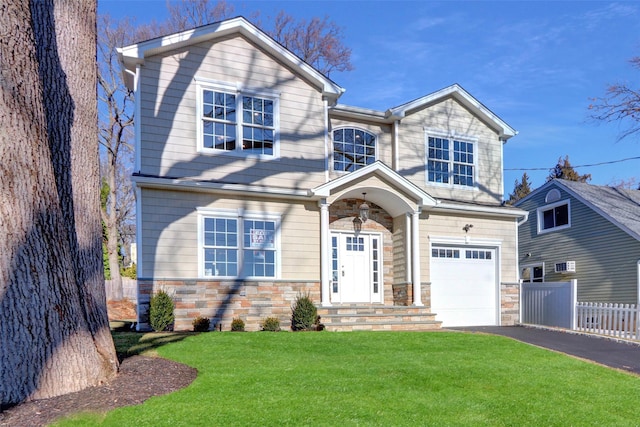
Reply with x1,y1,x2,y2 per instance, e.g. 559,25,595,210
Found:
100,0,640,191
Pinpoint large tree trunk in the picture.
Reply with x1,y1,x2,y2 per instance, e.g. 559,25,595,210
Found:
0,0,118,407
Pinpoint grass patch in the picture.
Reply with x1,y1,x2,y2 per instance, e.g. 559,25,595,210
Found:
111,331,193,359
57,332,640,426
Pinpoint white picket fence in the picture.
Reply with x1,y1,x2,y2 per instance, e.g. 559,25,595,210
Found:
575,302,639,340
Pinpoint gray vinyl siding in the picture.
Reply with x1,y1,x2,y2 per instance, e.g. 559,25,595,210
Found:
518,186,640,303
137,35,327,189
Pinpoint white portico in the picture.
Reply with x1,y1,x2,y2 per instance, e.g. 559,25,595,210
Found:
311,162,437,307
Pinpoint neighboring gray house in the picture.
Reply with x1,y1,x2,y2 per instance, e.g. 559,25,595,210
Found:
516,179,640,303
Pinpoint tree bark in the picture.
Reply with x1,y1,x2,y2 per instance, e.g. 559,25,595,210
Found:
0,0,118,407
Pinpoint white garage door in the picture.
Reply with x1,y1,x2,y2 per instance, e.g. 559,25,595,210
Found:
430,246,498,327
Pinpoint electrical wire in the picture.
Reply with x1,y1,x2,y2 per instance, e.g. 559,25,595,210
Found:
504,156,640,171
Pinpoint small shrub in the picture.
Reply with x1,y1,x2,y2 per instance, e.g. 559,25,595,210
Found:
291,292,317,331
120,263,137,279
192,316,211,332
149,290,174,332
231,317,245,332
261,316,281,332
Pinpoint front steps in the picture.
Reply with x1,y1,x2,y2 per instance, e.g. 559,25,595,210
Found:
317,305,442,332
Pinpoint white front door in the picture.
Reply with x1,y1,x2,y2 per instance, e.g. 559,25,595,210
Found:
331,233,382,303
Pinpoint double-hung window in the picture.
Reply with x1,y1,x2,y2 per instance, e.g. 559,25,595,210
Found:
200,209,279,278
426,131,476,187
198,81,278,157
536,200,570,234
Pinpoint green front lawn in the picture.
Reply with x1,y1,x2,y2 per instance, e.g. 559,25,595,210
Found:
58,331,640,426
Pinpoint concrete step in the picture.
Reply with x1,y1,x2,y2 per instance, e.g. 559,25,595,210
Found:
317,305,442,332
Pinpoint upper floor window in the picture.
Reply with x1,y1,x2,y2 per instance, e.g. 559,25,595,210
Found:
198,82,278,157
333,128,376,172
537,199,570,234
426,133,475,187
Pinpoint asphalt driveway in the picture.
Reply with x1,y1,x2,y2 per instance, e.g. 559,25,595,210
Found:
452,325,640,375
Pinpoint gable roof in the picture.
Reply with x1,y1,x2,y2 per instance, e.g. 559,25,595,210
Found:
386,84,517,141
117,16,345,101
518,179,640,241
311,161,437,216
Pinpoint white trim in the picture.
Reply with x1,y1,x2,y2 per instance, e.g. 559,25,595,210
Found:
197,208,282,280
429,239,502,326
320,202,331,306
388,84,517,140
412,211,423,306
132,175,311,199
323,99,330,183
520,262,545,283
195,81,280,159
637,260,640,305
536,199,571,235
429,235,503,247
311,161,437,209
118,17,344,98
134,65,142,173
393,120,400,171
330,126,379,174
329,230,384,304
434,201,527,219
424,129,478,191
135,186,143,277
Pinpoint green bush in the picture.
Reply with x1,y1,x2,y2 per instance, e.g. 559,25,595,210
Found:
121,263,137,279
149,290,174,332
192,316,211,332
231,317,245,332
261,316,281,332
291,292,317,331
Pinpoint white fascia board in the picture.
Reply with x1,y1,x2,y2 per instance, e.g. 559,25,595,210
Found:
435,201,528,219
387,84,517,140
330,104,389,123
132,175,313,200
117,17,344,99
311,161,437,208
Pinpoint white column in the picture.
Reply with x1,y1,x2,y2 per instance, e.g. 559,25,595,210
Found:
405,213,412,284
412,210,423,306
320,201,331,306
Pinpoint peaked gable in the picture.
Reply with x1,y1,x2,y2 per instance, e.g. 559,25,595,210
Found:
118,16,344,101
387,84,517,141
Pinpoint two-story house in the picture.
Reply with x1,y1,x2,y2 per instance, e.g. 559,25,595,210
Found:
118,17,527,331
516,179,640,304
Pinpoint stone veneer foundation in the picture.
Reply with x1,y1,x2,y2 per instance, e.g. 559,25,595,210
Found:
138,279,320,331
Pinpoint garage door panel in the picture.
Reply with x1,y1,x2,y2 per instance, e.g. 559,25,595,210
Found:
431,246,497,327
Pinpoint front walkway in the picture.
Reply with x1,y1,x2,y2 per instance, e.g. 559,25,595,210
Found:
452,325,640,375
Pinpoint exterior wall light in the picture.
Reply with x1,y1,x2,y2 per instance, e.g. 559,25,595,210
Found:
359,193,370,222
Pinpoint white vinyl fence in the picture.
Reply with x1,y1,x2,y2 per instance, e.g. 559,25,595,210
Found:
521,280,640,340
575,302,639,340
520,280,577,329
105,278,137,302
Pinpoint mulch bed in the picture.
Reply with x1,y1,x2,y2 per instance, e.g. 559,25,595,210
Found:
0,356,197,427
